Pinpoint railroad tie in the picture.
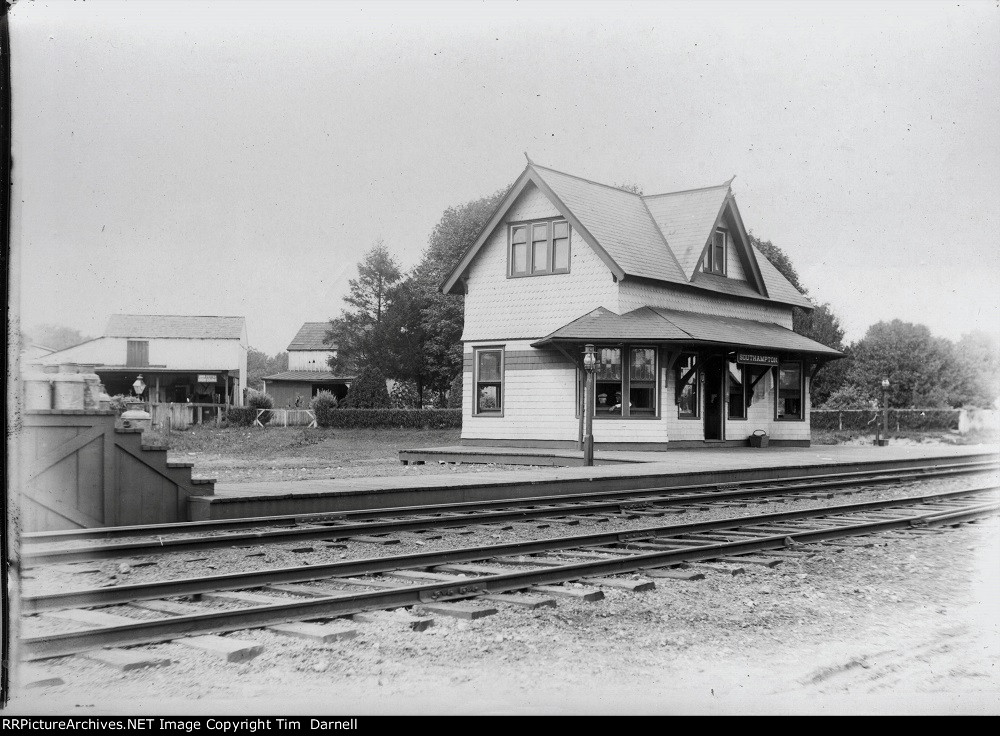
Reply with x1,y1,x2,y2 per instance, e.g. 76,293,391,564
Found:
176,635,264,663
414,601,498,620
482,593,557,609
530,585,605,602
266,622,357,643
579,577,656,592
640,568,706,581
81,649,173,672
351,610,435,631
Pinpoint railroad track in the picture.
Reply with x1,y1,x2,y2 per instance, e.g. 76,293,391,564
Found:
20,458,1000,565
18,485,999,661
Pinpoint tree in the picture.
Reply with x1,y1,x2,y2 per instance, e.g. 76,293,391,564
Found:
327,240,403,375
247,348,288,390
408,187,508,405
25,323,94,351
841,320,961,408
952,331,1000,408
341,365,390,408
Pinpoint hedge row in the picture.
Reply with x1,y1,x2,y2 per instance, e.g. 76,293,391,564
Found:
811,409,960,432
314,408,462,429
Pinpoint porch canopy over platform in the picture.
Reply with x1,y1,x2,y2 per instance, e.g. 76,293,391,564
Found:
531,306,844,361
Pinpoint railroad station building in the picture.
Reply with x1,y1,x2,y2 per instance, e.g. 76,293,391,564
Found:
441,162,843,448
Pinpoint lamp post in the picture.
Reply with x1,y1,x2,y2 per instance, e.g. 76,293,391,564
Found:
132,374,146,399
582,344,597,466
878,377,890,446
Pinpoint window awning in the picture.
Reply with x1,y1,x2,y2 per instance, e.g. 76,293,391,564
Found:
531,306,844,359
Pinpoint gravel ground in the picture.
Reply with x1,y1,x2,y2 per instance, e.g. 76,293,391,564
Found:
8,475,999,716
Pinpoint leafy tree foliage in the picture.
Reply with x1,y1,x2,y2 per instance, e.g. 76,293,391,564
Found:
341,365,391,408
327,240,403,375
247,348,288,390
446,372,463,409
953,332,1000,408
25,323,94,351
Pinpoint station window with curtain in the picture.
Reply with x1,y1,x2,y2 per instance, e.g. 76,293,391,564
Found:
776,361,803,420
474,347,504,416
675,354,699,418
594,346,657,418
728,362,747,419
509,219,570,277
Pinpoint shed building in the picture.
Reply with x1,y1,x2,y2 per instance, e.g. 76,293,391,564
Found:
262,322,353,406
34,314,248,405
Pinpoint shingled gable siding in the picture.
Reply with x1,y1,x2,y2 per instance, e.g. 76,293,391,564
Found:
461,185,618,342
616,281,793,328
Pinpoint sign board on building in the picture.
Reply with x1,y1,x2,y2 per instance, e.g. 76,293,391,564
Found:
736,353,779,366
197,374,218,383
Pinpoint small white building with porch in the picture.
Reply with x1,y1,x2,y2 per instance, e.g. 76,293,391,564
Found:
32,314,249,407
441,161,842,449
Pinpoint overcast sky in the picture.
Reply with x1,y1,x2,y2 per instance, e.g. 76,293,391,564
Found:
9,0,1000,355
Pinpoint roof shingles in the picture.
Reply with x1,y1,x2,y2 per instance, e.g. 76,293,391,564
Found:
104,315,245,340
287,322,336,351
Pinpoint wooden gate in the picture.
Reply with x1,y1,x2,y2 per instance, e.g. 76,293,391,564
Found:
18,411,215,532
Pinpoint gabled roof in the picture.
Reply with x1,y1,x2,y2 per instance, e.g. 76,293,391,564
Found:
287,322,336,351
105,314,246,340
262,370,353,382
441,162,812,309
533,306,843,358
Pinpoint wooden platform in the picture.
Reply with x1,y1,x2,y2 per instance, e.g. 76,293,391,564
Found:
188,443,1000,522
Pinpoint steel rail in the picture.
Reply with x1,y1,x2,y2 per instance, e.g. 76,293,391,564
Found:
22,457,998,546
21,464,1000,565
20,486,998,614
19,496,1000,660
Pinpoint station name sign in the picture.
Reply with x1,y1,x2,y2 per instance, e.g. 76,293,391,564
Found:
736,352,779,366
197,374,218,383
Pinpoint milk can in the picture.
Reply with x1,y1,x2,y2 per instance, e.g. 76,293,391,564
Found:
22,373,53,411
51,374,86,410
81,373,102,410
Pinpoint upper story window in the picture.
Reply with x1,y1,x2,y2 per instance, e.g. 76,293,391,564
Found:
509,219,570,277
126,340,149,367
702,228,727,275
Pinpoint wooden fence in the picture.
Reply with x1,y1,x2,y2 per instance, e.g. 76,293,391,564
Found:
17,411,214,532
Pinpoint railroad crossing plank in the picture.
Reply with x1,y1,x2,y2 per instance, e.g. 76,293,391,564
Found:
580,577,656,592
640,568,706,581
530,585,605,602
81,648,173,671
482,593,557,609
267,622,357,643
176,635,264,663
415,601,498,620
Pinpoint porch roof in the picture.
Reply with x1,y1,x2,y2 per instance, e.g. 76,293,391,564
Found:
262,371,354,382
531,306,844,358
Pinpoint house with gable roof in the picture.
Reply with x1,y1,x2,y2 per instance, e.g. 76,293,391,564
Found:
262,322,353,406
440,161,843,448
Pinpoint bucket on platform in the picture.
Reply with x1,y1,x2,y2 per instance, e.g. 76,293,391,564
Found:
23,373,53,411
51,374,86,410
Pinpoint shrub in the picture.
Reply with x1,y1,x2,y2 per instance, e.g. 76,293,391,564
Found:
228,388,275,426
109,394,131,416
389,381,420,409
316,408,461,429
311,391,339,427
446,373,462,409
342,366,390,409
